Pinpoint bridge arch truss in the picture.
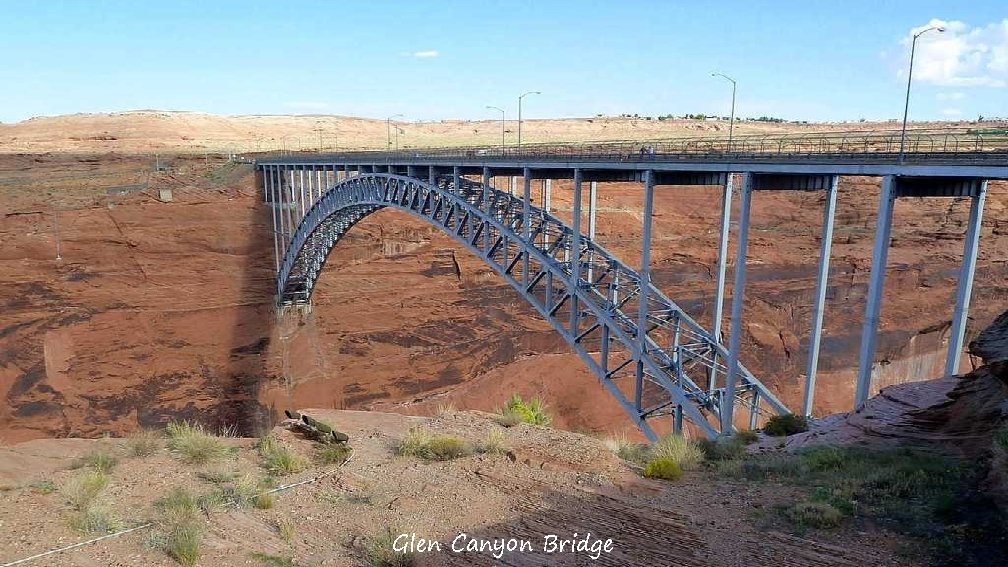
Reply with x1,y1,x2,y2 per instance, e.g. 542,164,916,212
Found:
263,167,788,439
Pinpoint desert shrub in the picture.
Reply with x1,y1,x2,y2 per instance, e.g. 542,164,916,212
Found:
475,428,508,454
396,426,472,461
763,414,809,437
254,492,274,510
165,522,204,567
30,479,56,494
651,434,704,470
126,428,163,457
214,474,261,508
197,467,238,484
498,394,552,426
166,421,232,465
156,488,200,526
642,457,683,481
995,428,1008,450
316,442,353,465
68,500,122,534
436,402,457,416
603,433,651,466
365,528,415,567
64,470,119,534
65,470,109,511
800,446,846,472
275,515,296,544
75,449,118,474
258,435,309,475
784,500,845,529
735,429,759,445
698,437,746,461
251,552,295,567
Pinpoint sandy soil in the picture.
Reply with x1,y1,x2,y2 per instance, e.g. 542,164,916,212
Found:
0,409,915,566
1,110,1000,153
2,153,1007,443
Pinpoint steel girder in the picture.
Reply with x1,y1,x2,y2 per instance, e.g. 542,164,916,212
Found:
275,172,787,439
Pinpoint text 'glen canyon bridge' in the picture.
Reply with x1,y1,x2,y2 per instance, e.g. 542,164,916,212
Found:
254,130,1008,440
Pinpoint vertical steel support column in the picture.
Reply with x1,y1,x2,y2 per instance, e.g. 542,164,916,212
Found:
544,179,552,212
635,170,655,413
712,174,734,343
453,166,461,233
569,169,583,334
428,166,436,185
945,180,987,376
588,180,597,282
266,167,281,274
802,175,838,417
523,168,532,287
482,167,491,254
721,172,754,435
298,168,306,220
855,175,897,409
305,167,313,210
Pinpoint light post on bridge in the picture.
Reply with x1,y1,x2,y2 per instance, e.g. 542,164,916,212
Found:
517,91,540,154
898,25,944,163
711,72,736,152
486,105,505,155
386,114,404,151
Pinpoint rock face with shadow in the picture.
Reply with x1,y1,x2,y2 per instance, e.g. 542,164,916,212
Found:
775,308,1008,457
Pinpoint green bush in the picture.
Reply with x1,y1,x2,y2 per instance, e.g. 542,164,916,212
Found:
126,429,163,457
498,394,552,426
75,449,118,474
651,434,704,469
166,522,204,567
784,500,845,529
396,426,473,461
800,446,846,471
64,470,119,534
698,437,746,461
735,430,759,445
166,421,232,465
316,442,353,465
642,457,684,481
764,414,809,437
366,528,415,567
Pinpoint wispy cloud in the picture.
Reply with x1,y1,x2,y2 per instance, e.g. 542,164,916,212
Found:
401,50,439,58
897,18,1008,87
936,91,966,101
941,107,962,117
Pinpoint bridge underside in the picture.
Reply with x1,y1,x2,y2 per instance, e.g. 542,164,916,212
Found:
259,153,1002,440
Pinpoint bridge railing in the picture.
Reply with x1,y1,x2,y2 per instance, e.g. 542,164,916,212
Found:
253,126,1008,164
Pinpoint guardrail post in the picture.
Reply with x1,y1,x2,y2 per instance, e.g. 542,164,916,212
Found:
802,174,838,417
722,172,754,435
945,180,987,376
635,170,655,413
855,175,896,409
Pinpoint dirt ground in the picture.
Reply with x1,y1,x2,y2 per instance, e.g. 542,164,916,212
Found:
1,153,1007,443
0,409,917,566
1,110,1000,153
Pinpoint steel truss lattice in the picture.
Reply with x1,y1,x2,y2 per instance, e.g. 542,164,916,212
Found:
276,172,787,439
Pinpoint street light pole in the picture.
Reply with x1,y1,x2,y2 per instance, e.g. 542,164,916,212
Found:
517,91,541,154
386,114,403,151
487,105,505,154
899,25,944,163
711,72,736,152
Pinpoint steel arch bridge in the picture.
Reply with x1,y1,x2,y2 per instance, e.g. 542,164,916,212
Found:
270,170,787,439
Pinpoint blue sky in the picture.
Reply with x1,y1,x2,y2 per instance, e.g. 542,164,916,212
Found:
1,1,1005,123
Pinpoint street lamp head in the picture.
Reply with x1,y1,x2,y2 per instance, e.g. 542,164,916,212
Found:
936,26,946,32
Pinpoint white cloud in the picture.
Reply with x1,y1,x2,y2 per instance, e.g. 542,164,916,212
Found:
941,107,962,116
900,18,1008,87
936,91,966,100
401,50,439,58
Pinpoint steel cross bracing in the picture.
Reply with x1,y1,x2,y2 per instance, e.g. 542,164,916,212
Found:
274,171,787,439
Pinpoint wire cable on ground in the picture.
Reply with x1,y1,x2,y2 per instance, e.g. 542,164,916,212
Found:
0,449,354,566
